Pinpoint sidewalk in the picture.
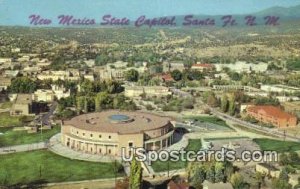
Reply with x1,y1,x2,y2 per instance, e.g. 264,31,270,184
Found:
0,142,47,154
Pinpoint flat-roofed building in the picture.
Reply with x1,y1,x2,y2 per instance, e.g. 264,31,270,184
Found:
0,77,11,91
33,89,55,102
261,85,300,94
125,86,171,98
246,105,297,128
191,63,215,72
10,94,34,116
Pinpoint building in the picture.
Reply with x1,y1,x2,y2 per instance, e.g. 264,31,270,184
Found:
214,61,268,73
260,85,300,94
10,94,34,116
246,105,297,128
33,89,55,102
61,110,174,156
256,163,280,178
37,71,80,81
51,85,71,100
283,101,300,114
191,63,215,72
124,86,172,98
202,180,233,189
0,77,11,91
163,62,185,72
167,180,190,189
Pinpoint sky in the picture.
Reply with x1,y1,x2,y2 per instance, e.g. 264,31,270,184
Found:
0,0,300,26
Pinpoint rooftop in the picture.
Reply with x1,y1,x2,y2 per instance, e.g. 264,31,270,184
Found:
63,110,172,134
247,105,296,120
15,94,32,104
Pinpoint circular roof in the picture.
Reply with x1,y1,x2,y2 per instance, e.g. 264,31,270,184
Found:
63,110,172,134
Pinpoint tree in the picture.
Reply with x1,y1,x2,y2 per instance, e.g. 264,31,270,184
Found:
254,172,265,189
206,165,215,183
215,162,225,183
288,151,300,164
95,92,111,112
221,94,229,112
171,69,183,81
279,168,289,182
9,77,37,93
125,69,139,82
207,93,219,107
279,153,290,166
271,178,292,189
228,95,236,116
230,173,246,189
129,158,142,189
191,166,206,188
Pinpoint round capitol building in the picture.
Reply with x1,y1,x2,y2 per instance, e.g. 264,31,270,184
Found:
61,110,174,156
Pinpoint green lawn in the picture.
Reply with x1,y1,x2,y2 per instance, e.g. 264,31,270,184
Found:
184,116,231,128
0,126,60,147
151,139,202,172
254,138,300,153
0,150,123,186
0,113,23,127
205,137,248,141
0,102,12,109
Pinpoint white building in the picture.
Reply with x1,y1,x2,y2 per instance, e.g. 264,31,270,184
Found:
260,85,300,94
215,61,268,73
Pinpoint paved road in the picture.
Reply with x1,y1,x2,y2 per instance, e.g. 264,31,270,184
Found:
0,142,47,154
34,101,57,126
209,107,300,142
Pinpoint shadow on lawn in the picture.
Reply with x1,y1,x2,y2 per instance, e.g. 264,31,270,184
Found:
6,179,49,189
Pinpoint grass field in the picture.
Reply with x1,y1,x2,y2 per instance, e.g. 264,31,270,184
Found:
184,116,231,128
253,138,300,153
0,113,23,127
151,139,202,172
0,126,60,147
0,150,123,186
0,102,12,109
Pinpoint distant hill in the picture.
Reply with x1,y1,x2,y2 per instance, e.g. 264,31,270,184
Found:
256,5,300,18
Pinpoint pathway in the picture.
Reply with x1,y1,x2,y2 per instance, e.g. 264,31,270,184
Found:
0,142,47,154
48,133,121,162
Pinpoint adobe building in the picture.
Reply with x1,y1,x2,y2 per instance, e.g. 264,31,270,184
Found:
246,105,297,128
10,94,34,116
61,110,174,157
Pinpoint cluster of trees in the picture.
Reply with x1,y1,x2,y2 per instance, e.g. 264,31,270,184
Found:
161,97,194,112
170,69,204,82
187,161,249,189
56,79,136,119
9,77,37,93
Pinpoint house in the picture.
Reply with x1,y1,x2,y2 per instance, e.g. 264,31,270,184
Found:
0,77,11,91
51,85,71,100
167,180,190,189
163,62,185,72
124,86,172,98
191,63,215,72
157,73,174,83
214,61,268,73
33,89,55,102
256,163,280,178
10,94,34,116
202,180,233,189
246,105,298,128
4,70,19,78
260,85,300,94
